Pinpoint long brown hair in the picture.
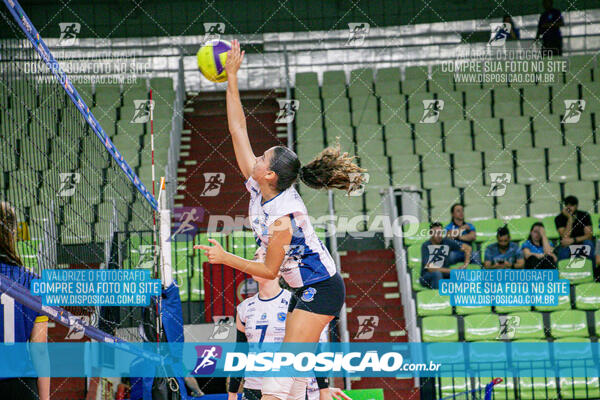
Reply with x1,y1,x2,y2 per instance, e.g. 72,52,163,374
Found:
270,140,366,193
0,201,23,266
298,141,366,192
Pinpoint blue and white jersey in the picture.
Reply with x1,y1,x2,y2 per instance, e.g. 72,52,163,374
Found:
245,177,336,288
237,289,328,392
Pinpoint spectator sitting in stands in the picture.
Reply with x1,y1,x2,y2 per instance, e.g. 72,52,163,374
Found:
484,226,524,269
554,195,594,264
420,222,472,289
445,204,481,265
522,222,557,269
503,15,520,40
535,0,564,56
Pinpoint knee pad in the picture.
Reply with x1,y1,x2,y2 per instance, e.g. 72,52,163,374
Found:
261,377,308,400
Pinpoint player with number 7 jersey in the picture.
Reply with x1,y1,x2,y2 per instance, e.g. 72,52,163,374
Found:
227,272,351,400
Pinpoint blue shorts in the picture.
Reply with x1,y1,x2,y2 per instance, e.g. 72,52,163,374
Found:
288,273,345,317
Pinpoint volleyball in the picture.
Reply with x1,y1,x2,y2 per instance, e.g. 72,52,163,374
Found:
197,40,231,83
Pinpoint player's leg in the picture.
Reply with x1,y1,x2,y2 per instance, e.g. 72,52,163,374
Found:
262,274,345,400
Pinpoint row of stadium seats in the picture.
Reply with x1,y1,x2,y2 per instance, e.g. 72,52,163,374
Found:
421,309,599,341
437,375,598,400
417,283,600,317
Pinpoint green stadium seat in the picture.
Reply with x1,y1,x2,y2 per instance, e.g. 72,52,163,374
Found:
323,96,349,112
402,66,428,94
453,151,482,169
504,130,533,149
548,145,577,165
559,375,600,400
537,215,559,240
495,305,531,314
437,377,471,398
324,111,351,130
435,89,462,108
548,162,578,183
349,68,374,97
403,221,431,246
523,100,550,118
502,117,531,140
565,126,594,148
17,240,41,271
550,310,588,338
295,92,320,113
429,187,460,208
421,315,458,342
558,258,594,285
575,283,600,310
456,304,491,316
417,290,452,316
496,203,527,220
504,217,537,241
321,84,346,99
414,123,443,154
474,131,503,151
295,72,318,87
463,203,495,220
507,311,545,340
494,87,520,103
411,267,426,292
375,68,401,95
484,149,513,171
334,193,364,219
230,230,258,259
352,96,378,126
385,135,414,156
391,167,420,187
303,190,330,219
323,70,346,86
95,84,121,107
20,137,49,171
464,89,491,108
472,219,503,242
518,375,558,400
149,77,172,90
581,161,600,182
463,184,492,206
122,85,148,108
551,82,579,109
421,152,450,172
422,169,452,189
530,200,559,218
564,181,595,201
444,131,473,153
522,86,550,103
529,181,560,203
61,221,93,245
436,103,464,122
406,243,422,269
355,124,383,143
463,314,499,341
465,102,492,120
534,295,572,313
532,118,563,147
453,166,484,188
515,163,546,185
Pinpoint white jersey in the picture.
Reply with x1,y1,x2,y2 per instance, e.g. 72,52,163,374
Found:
237,289,328,392
245,177,336,288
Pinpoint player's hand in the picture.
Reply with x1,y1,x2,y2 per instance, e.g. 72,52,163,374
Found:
562,207,572,217
320,387,352,400
195,238,227,264
227,393,238,400
459,262,469,269
225,39,245,77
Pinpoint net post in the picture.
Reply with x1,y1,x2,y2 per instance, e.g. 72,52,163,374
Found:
159,177,173,288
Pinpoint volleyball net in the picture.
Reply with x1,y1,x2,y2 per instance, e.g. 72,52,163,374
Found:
0,0,178,346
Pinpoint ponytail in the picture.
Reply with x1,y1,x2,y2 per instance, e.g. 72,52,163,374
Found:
0,201,23,266
298,140,366,193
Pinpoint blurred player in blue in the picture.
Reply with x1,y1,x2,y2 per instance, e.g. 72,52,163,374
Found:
227,273,351,400
0,201,50,400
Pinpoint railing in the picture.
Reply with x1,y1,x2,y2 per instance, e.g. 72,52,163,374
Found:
382,187,420,389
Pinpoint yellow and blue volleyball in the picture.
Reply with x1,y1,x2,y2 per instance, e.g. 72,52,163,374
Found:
197,40,231,83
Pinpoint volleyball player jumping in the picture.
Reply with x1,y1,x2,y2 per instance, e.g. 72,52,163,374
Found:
195,40,365,400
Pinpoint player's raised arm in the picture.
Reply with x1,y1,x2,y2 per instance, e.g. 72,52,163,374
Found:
225,39,255,179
